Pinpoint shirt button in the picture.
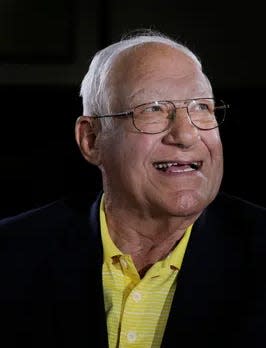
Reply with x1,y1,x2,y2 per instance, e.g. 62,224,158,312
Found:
132,291,142,302
127,331,137,342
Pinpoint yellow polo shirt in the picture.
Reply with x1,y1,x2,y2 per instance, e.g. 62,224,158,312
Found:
100,196,192,347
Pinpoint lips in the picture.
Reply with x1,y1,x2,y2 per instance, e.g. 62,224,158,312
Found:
153,160,202,172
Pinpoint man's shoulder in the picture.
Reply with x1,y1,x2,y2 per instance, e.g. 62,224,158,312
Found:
206,191,266,230
213,191,266,215
0,190,101,234
0,191,103,302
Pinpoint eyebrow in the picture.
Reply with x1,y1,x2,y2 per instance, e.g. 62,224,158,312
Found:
128,88,168,106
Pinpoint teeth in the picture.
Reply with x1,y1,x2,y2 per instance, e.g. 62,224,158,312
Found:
155,162,176,169
154,161,201,170
155,162,178,169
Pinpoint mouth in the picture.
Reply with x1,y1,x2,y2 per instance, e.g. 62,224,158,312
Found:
153,160,202,173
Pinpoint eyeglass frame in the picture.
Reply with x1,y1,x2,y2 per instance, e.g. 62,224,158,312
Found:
88,97,229,134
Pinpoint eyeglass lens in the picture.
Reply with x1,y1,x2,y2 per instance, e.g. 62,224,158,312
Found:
132,99,226,133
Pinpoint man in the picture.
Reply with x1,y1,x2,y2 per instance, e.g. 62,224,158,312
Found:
0,29,265,347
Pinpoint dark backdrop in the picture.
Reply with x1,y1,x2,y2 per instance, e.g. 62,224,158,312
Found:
1,0,265,218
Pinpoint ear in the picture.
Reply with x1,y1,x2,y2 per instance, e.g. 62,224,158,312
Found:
75,116,102,165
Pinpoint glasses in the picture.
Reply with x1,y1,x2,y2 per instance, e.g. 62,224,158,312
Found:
91,98,229,134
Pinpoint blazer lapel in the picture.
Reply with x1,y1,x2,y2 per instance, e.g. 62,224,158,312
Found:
53,192,109,347
162,198,246,346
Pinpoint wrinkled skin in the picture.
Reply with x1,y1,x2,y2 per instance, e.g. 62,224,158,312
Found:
76,43,224,269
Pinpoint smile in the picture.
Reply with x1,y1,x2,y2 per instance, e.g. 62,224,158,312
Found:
153,161,202,172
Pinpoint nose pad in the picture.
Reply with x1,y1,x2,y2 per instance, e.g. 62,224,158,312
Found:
169,107,192,127
168,110,176,121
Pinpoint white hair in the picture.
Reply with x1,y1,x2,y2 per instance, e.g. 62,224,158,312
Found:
80,29,203,129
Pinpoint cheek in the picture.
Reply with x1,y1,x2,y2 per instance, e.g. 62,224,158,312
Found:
100,132,142,170
207,133,224,183
202,131,224,174
204,130,223,158
120,131,158,159
100,128,160,177
212,134,224,163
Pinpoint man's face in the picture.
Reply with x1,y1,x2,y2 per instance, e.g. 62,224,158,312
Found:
96,43,223,218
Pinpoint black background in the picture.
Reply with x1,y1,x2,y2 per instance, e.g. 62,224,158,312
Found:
1,0,265,218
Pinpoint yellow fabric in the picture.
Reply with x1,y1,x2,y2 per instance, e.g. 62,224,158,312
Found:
100,195,192,348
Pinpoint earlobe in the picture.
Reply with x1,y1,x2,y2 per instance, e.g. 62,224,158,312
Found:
75,116,101,165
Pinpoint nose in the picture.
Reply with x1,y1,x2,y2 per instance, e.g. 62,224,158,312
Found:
162,107,201,148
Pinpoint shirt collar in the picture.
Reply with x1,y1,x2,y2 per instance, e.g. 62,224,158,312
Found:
100,193,193,269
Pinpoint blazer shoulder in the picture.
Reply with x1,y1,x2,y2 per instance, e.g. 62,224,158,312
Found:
212,191,266,214
208,191,266,233
0,190,100,234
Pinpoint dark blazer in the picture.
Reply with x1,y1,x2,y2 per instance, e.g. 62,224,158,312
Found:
0,191,265,347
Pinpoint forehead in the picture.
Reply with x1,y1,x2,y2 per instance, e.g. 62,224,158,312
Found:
108,43,212,107
110,43,197,82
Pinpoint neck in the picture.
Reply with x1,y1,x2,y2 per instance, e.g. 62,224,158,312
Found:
104,200,198,274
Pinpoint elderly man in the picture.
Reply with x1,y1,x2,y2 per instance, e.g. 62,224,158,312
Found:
0,30,265,347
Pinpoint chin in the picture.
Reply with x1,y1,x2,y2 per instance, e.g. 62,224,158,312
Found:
171,191,211,217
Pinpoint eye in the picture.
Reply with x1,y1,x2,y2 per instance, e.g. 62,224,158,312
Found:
191,100,214,114
143,104,164,113
196,102,209,111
